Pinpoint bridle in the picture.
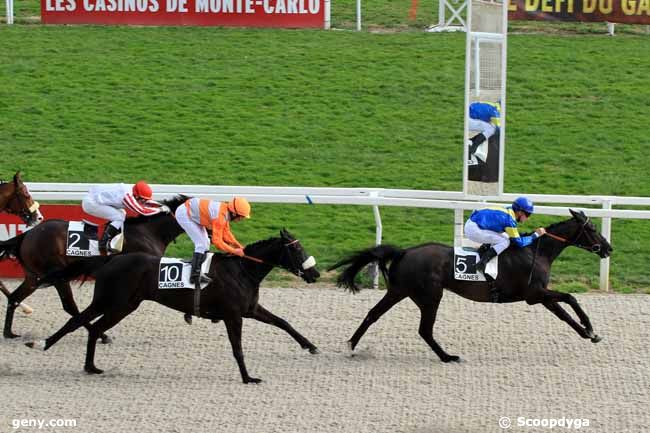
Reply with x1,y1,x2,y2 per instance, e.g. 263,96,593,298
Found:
242,238,316,278
2,182,40,224
544,217,603,254
527,217,602,287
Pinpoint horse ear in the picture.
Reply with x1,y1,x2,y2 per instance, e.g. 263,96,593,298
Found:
13,171,21,184
569,209,585,221
280,228,293,240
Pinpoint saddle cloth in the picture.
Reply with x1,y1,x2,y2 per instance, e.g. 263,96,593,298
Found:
453,246,498,282
66,221,100,257
158,254,214,290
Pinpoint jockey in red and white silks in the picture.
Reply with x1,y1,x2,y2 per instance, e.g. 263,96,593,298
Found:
82,181,164,253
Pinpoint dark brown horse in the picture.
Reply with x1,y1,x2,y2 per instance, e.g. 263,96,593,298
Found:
0,172,44,311
29,229,320,384
0,172,43,227
330,210,612,363
0,195,188,340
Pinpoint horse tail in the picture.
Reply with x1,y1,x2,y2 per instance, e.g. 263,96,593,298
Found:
37,256,114,289
329,245,405,293
0,232,27,261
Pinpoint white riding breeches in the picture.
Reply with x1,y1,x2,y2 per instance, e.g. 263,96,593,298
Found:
468,118,497,139
175,205,210,253
82,197,126,230
464,219,510,255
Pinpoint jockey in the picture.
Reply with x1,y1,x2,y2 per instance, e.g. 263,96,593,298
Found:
467,101,500,161
82,181,166,255
464,197,546,275
175,196,251,285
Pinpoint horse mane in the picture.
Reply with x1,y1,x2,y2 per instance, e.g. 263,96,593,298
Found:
244,236,280,253
126,195,189,225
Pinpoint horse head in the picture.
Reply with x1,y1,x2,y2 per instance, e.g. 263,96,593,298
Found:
547,209,612,259
0,172,43,227
278,229,320,283
245,229,320,283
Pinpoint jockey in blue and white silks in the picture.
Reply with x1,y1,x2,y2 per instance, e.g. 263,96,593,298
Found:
468,101,501,161
464,197,546,273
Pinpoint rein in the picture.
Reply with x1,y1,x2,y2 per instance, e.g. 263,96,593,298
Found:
243,239,299,265
527,217,601,286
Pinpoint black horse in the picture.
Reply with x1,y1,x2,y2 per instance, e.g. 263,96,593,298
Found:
330,210,612,363
0,195,188,339
28,229,320,384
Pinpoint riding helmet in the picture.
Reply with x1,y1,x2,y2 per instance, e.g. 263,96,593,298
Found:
228,196,251,219
512,196,534,214
132,181,153,200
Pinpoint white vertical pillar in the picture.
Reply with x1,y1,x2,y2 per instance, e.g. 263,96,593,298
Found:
356,0,361,31
324,0,330,29
371,196,382,289
599,201,612,291
7,0,14,25
454,208,464,248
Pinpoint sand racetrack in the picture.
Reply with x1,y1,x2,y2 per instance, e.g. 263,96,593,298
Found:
1,279,648,433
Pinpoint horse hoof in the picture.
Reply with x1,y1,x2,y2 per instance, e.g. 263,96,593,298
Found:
100,335,112,345
84,365,104,374
591,335,602,343
308,347,320,355
25,340,46,351
244,377,262,384
442,355,461,363
184,314,193,325
3,331,20,339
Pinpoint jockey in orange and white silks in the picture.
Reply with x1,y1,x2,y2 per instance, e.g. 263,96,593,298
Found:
175,196,251,285
82,181,165,254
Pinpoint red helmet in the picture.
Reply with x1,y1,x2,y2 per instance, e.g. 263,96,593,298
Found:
132,181,153,200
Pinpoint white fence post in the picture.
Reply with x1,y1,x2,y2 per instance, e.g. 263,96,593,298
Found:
371,191,382,289
356,0,361,31
600,200,612,291
6,0,14,24
454,208,464,247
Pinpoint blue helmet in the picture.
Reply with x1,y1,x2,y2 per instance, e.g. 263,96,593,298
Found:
512,197,534,214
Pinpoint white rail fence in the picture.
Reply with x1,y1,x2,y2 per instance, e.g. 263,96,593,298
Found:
26,183,650,291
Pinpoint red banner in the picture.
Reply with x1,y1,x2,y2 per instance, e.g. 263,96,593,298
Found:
0,205,105,278
41,0,326,27
508,0,650,25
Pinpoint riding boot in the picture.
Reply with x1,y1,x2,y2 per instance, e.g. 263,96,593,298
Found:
468,133,486,156
189,252,212,285
99,224,120,256
476,247,497,274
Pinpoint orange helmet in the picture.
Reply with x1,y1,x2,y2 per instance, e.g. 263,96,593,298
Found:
132,181,153,200
227,196,251,219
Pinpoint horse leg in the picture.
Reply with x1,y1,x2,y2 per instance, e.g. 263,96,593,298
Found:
223,315,260,384
84,306,138,374
411,286,460,363
4,276,37,338
246,304,319,354
348,292,406,352
25,303,103,351
54,282,111,344
543,301,600,342
542,290,598,341
0,281,32,315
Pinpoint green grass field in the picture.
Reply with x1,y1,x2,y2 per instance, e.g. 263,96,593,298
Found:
1,6,649,292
